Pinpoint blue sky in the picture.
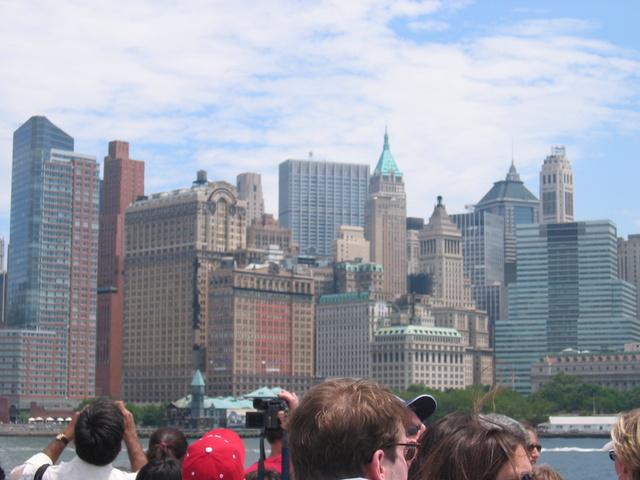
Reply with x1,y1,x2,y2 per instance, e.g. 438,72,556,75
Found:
1,0,639,258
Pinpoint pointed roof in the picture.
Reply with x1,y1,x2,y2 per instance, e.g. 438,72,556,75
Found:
373,128,402,178
506,161,520,181
476,163,538,205
424,196,461,237
191,370,205,387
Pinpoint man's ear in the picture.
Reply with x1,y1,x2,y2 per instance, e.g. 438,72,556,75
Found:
364,449,386,480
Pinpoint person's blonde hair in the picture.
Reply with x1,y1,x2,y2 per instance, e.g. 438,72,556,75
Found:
534,464,564,480
611,408,640,480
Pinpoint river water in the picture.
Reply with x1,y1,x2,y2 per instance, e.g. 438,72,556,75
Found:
0,435,615,480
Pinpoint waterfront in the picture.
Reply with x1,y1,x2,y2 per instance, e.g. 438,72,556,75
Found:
0,435,615,479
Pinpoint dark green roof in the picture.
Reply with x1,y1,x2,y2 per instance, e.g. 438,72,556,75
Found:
476,163,538,205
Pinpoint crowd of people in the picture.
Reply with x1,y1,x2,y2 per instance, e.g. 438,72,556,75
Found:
4,378,639,480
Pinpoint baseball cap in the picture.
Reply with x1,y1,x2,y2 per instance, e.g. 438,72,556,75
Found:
182,429,245,480
403,394,437,422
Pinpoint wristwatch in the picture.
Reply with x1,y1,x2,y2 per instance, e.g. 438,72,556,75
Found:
55,433,69,445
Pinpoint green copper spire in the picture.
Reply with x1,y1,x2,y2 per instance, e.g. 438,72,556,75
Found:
373,128,402,178
191,369,206,387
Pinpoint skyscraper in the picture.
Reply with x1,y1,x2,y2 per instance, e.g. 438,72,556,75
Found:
496,221,640,393
418,197,493,385
475,162,539,282
450,211,505,346
365,130,407,295
95,141,144,398
1,116,99,405
279,158,369,258
121,173,247,402
540,146,574,224
237,173,265,225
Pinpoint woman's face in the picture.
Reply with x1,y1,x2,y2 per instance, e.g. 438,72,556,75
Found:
495,445,533,480
526,429,541,465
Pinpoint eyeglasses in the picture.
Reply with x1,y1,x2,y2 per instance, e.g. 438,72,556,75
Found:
609,449,617,461
520,473,536,480
526,443,542,453
383,442,421,463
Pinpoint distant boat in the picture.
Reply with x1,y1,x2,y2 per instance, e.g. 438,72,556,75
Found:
537,415,617,437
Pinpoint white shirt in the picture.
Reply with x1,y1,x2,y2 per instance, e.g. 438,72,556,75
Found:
11,452,138,480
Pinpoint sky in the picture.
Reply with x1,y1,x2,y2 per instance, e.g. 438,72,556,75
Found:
1,0,639,256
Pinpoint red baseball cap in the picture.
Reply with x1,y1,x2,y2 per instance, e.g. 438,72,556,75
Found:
182,429,245,480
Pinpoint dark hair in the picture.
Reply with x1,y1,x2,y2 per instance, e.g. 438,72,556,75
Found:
265,428,283,444
244,469,281,480
0,463,5,480
409,411,474,480
74,398,124,466
136,458,182,480
147,427,188,460
287,378,410,480
416,416,525,480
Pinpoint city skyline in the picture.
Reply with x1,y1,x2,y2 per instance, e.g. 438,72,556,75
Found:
1,1,639,247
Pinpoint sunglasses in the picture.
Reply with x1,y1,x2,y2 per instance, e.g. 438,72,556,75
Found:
609,449,617,461
520,473,536,480
383,442,421,463
526,443,542,453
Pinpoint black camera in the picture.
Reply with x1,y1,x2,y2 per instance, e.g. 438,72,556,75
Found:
245,397,289,430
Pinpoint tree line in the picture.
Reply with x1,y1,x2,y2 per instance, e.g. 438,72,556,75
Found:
395,372,640,425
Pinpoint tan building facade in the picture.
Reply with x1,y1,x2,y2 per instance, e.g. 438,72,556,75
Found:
121,176,246,402
331,225,370,263
365,130,407,295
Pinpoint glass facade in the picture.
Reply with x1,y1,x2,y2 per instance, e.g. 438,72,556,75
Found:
495,220,640,394
7,117,74,327
279,160,369,258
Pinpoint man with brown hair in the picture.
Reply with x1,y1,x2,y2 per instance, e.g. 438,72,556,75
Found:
287,378,416,480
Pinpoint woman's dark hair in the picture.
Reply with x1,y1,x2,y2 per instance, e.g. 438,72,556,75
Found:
146,427,188,460
408,411,474,480
136,458,182,480
415,415,525,480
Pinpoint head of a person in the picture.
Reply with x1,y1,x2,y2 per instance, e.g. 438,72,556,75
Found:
534,464,564,480
181,429,245,480
520,420,541,466
244,469,282,480
136,458,182,480
416,416,533,480
147,427,189,460
610,408,640,480
74,398,124,466
265,427,284,446
287,378,412,480
402,394,437,442
408,411,474,480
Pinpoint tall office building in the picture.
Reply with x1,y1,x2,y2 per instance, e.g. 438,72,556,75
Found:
237,173,265,225
1,116,99,405
618,234,640,315
496,221,640,394
365,130,407,295
0,237,6,325
208,264,316,396
316,291,390,379
450,211,505,346
475,163,539,282
418,197,493,385
95,141,144,398
279,158,369,258
121,174,247,402
540,146,574,224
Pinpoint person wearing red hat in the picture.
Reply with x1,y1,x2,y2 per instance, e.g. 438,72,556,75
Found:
181,429,245,480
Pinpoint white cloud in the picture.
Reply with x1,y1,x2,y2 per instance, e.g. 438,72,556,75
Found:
0,1,639,241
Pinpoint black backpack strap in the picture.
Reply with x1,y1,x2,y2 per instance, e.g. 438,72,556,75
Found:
33,464,50,480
